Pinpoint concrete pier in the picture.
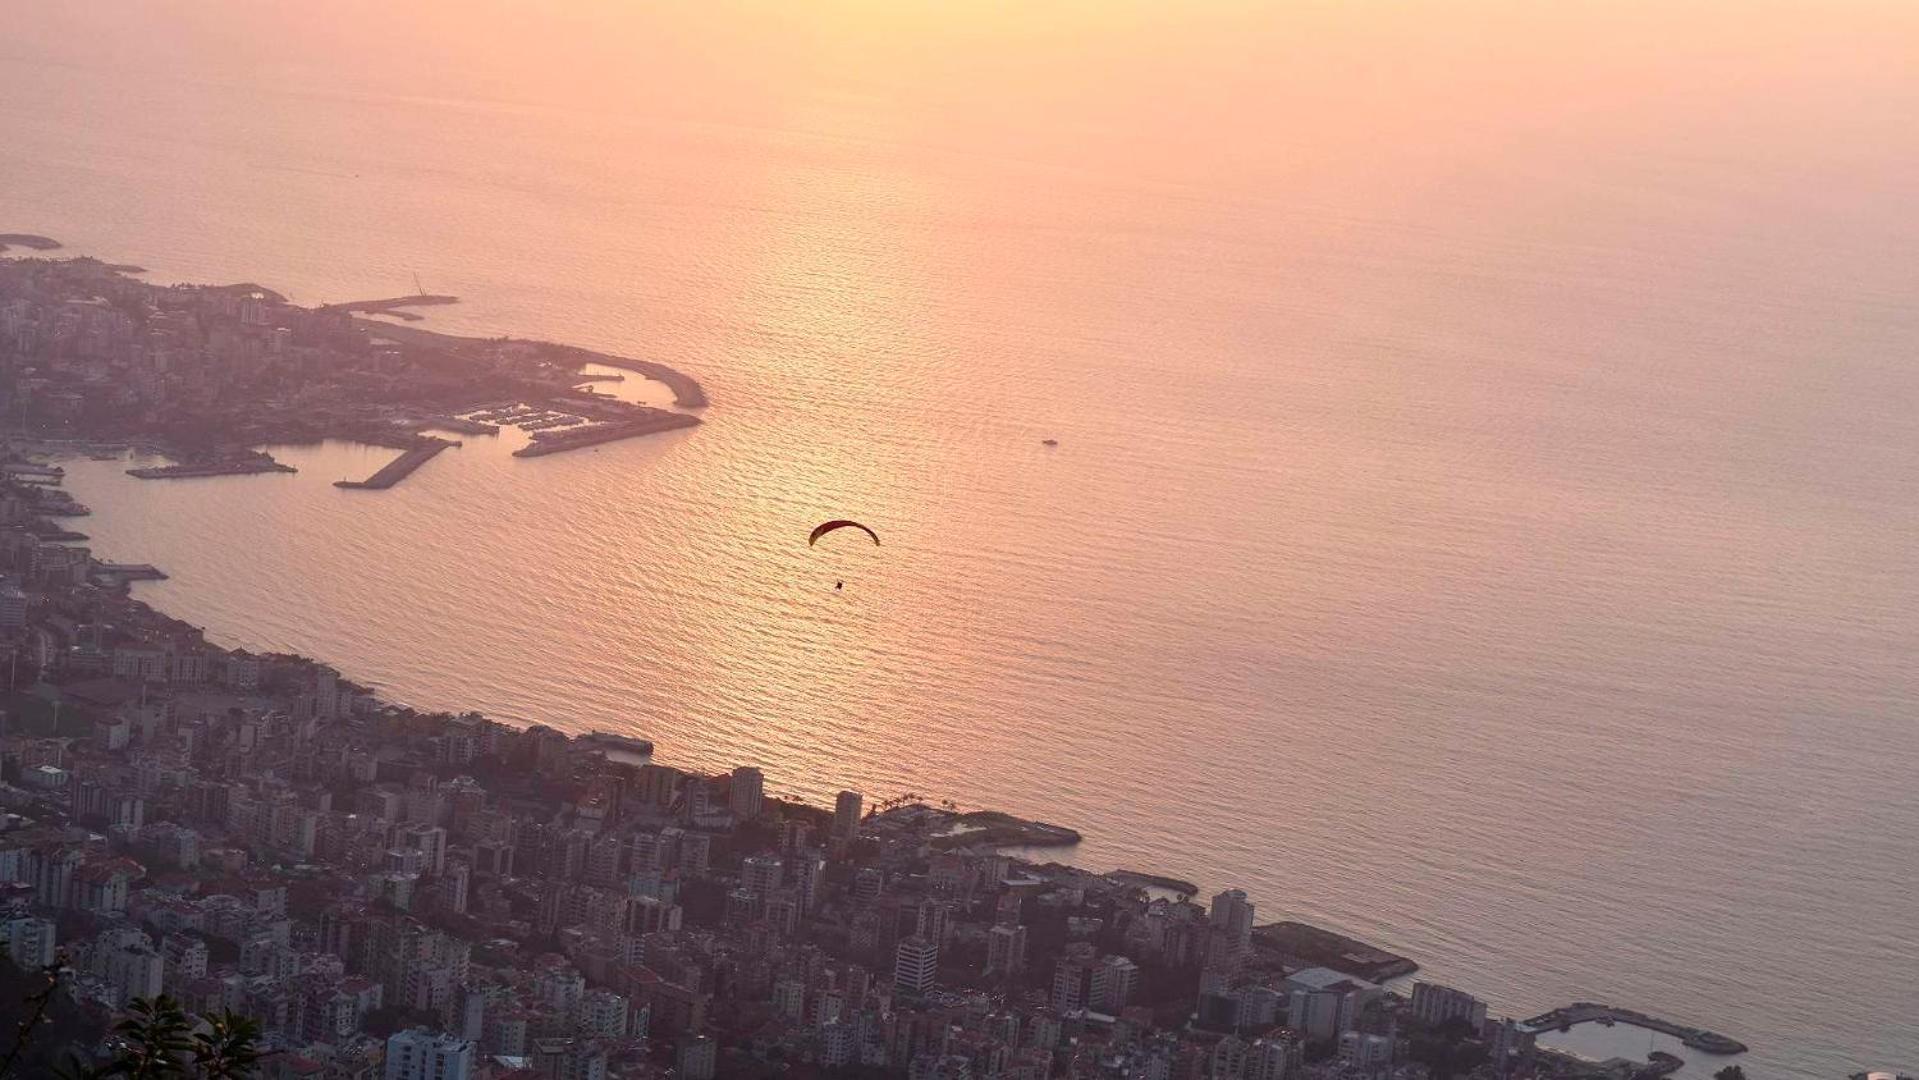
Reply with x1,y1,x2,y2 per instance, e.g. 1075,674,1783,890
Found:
334,438,456,489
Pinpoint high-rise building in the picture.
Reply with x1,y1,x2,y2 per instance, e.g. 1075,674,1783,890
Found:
1338,1031,1393,1071
741,854,783,898
676,1036,717,1080
985,924,1027,975
893,935,939,998
1209,889,1254,949
729,766,764,820
396,824,448,875
781,819,813,853
916,899,951,945
772,977,806,1021
790,851,825,915
532,1037,607,1080
1248,1035,1302,1080
93,927,163,1005
1051,945,1095,1012
1212,1036,1249,1080
1,916,55,969
1090,955,1139,1013
383,1029,474,1080
833,790,863,840
1203,888,1255,987
1409,981,1487,1031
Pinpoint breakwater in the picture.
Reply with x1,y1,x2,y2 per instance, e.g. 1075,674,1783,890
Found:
334,438,457,489
1524,1004,1747,1055
512,412,700,457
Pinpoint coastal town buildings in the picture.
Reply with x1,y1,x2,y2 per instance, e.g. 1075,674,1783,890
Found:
0,250,1711,1080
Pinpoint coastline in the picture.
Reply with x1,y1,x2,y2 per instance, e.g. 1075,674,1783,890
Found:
5,238,1768,1071
0,233,61,253
40,457,1752,1069
351,314,709,410
0,244,706,476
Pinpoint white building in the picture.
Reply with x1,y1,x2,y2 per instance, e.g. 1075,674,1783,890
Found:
383,1028,473,1080
575,989,628,1037
740,854,783,897
894,935,938,998
1247,1035,1301,1080
2,916,55,969
1282,967,1379,1039
94,927,164,1005
1338,1031,1394,1072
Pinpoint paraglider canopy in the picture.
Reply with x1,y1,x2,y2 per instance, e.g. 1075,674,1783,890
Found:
809,519,880,547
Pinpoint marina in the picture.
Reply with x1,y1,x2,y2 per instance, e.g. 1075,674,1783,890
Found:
1524,1004,1748,1056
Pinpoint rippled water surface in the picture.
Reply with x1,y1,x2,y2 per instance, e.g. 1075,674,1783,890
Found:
7,3,1918,1075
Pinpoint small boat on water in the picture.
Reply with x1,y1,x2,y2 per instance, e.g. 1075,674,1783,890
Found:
1041,438,1059,447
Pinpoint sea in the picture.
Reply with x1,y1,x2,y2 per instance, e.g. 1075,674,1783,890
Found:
5,3,1916,1075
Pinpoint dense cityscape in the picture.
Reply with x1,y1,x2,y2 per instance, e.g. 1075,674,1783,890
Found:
0,247,1781,1080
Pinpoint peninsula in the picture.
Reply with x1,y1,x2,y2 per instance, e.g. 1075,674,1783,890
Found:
0,238,706,490
0,233,61,253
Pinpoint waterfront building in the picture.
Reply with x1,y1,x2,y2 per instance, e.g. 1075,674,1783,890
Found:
1283,967,1379,1040
1410,980,1488,1031
833,789,863,840
729,766,764,820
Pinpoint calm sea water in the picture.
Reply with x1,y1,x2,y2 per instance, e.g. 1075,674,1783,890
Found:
7,4,1918,1075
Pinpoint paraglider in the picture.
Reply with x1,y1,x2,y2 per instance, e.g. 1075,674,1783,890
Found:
812,521,878,591
808,520,880,547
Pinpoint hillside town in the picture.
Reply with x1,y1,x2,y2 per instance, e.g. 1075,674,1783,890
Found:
0,492,1655,1080
0,587,1546,1080
0,248,1717,1080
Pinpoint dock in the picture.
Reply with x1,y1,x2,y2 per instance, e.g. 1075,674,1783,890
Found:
1252,921,1419,981
1105,870,1201,896
128,455,295,480
421,414,499,436
567,353,708,409
512,412,700,457
96,563,168,582
319,294,459,322
1522,1004,1746,1055
334,438,456,489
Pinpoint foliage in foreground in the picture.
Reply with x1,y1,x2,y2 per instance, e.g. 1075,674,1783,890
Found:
59,996,265,1080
